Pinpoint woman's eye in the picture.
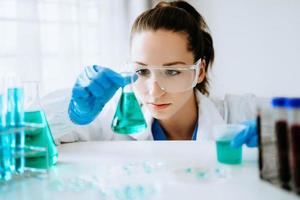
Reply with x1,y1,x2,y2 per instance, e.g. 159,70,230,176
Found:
136,69,150,76
165,69,180,76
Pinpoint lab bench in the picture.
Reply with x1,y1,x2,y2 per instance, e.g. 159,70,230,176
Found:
0,141,298,200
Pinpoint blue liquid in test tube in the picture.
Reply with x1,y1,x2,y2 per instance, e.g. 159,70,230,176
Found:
6,87,25,174
0,94,12,181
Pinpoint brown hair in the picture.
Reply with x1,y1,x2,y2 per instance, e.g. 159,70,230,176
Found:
130,0,214,96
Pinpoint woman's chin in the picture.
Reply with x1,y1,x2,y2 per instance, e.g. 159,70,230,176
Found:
146,106,173,120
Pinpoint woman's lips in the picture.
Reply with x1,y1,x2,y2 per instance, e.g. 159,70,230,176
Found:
148,103,171,110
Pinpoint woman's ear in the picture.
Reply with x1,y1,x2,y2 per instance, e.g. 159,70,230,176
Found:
197,59,206,83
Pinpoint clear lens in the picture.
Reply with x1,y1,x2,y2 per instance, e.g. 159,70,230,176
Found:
129,63,198,93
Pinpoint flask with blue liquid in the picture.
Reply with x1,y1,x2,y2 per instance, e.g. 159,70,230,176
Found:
23,82,58,169
111,72,147,134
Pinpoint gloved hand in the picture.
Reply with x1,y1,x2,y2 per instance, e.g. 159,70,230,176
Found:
231,120,258,148
68,65,133,125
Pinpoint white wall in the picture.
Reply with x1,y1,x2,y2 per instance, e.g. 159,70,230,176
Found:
1,1,299,98
191,0,300,98
0,0,149,96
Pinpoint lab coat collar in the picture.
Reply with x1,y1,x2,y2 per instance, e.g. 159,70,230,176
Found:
196,91,226,141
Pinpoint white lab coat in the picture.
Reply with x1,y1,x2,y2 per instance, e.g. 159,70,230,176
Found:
41,89,261,145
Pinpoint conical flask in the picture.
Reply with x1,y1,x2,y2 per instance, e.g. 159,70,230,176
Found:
111,75,147,134
23,81,58,169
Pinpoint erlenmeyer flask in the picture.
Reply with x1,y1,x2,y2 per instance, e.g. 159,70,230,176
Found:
111,74,147,134
23,81,58,169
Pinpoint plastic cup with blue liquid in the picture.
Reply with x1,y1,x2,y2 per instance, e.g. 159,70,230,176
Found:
213,124,246,165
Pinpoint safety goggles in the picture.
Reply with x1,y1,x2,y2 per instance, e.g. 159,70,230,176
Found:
127,58,202,93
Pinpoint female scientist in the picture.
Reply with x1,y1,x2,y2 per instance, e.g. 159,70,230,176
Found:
67,1,257,147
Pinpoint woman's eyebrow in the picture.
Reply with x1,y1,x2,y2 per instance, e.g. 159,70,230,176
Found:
134,61,147,66
134,61,187,66
163,61,187,66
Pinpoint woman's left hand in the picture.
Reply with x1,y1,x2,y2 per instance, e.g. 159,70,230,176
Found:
231,120,258,148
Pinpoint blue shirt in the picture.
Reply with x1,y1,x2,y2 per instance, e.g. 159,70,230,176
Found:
152,119,198,140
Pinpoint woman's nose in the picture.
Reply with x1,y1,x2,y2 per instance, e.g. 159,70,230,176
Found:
148,80,165,98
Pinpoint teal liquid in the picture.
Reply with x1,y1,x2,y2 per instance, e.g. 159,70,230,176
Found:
0,133,13,181
24,110,58,169
0,94,12,181
15,131,25,174
6,88,25,174
111,92,147,134
216,139,242,165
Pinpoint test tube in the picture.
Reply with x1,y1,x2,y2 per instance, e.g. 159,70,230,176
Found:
257,107,263,178
5,75,25,174
286,98,300,194
257,100,278,183
0,76,12,181
272,97,291,190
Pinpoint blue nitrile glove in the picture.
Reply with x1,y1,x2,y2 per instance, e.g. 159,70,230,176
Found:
68,65,134,125
231,120,258,148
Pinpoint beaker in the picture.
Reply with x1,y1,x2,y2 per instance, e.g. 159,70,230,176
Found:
111,73,147,134
213,124,246,165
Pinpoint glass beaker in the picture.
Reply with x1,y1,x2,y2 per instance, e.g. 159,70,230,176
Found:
213,124,246,165
111,72,147,134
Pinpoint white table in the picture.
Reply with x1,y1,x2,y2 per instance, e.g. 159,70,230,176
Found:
0,141,299,200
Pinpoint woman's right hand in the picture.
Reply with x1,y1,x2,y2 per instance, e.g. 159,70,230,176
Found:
68,65,132,125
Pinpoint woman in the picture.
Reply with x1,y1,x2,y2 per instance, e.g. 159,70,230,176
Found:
67,1,257,147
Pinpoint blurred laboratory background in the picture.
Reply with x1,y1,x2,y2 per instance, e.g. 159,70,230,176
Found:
0,0,299,97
